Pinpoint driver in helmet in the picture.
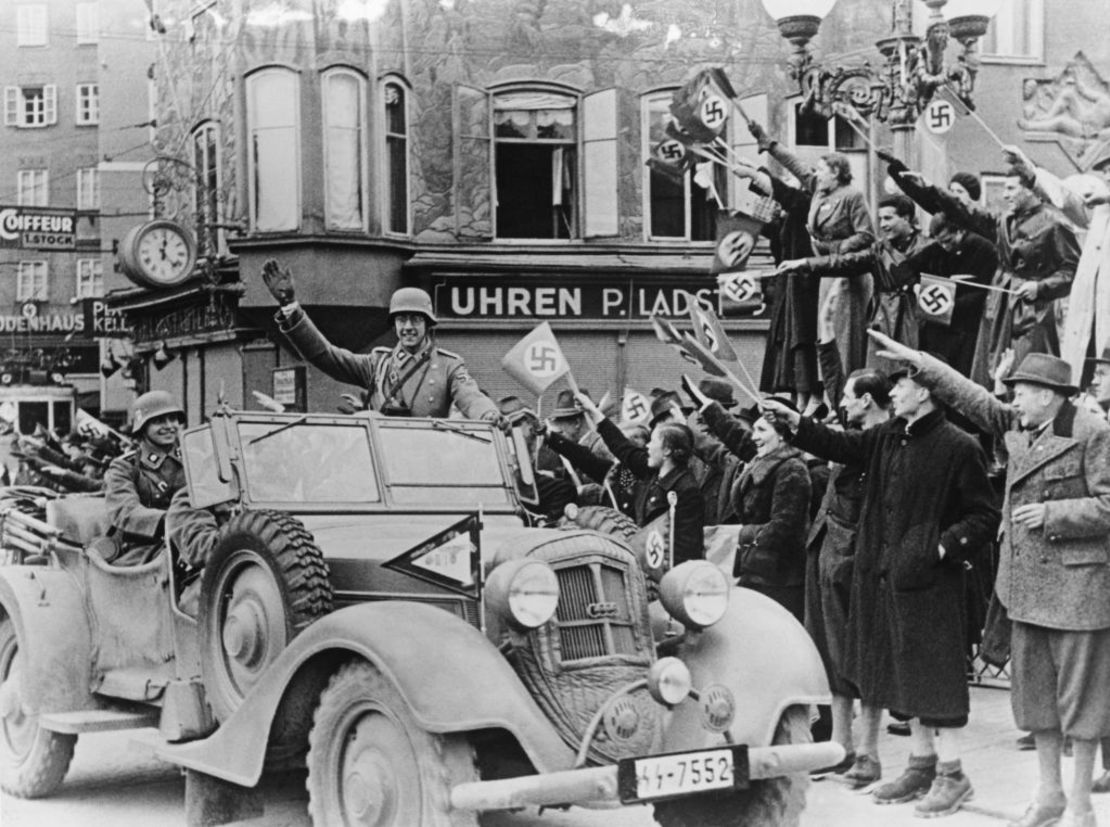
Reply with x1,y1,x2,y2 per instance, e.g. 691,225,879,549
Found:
102,390,186,566
262,259,502,423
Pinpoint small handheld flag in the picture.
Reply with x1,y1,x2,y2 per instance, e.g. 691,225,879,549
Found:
501,322,571,396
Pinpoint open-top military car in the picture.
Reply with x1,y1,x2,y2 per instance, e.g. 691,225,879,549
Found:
0,409,840,826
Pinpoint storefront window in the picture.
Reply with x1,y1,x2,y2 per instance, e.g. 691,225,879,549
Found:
383,78,409,235
323,68,366,231
245,68,300,231
494,89,577,239
642,91,722,241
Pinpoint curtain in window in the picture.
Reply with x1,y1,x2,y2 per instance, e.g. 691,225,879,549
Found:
324,72,363,229
248,71,299,231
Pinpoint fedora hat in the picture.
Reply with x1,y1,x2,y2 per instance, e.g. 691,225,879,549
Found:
549,389,584,420
1088,342,1110,366
698,377,737,409
1003,353,1078,396
649,391,692,427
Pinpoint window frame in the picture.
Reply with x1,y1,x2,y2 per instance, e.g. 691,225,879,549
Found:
4,85,58,128
490,82,580,242
16,5,48,47
192,120,223,255
75,83,99,125
75,2,99,44
244,66,302,232
640,88,723,244
321,66,369,233
75,258,104,299
380,74,411,237
17,169,48,206
17,261,48,302
980,0,1045,64
77,167,99,210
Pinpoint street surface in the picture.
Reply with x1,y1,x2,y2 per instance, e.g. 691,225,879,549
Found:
3,685,1109,826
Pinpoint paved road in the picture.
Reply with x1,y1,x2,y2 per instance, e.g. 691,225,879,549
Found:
4,687,1110,826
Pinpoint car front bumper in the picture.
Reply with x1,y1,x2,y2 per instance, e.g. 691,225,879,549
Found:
449,740,845,811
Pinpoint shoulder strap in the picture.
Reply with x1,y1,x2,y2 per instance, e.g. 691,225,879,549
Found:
382,347,434,408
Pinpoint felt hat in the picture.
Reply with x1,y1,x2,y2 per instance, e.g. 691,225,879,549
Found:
549,389,584,420
1003,353,1078,396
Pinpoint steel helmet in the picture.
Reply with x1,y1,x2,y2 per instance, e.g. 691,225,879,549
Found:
388,287,436,326
132,390,185,433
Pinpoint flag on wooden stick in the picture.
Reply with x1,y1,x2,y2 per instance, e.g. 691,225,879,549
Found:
502,322,572,396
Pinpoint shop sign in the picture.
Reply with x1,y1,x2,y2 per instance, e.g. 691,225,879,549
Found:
129,292,237,342
0,310,83,334
82,299,133,339
272,366,306,412
0,206,77,251
433,277,724,320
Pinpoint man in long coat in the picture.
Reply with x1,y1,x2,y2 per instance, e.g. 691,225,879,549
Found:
763,372,998,818
872,330,1110,827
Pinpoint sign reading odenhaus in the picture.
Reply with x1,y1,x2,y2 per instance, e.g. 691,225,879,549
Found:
0,206,77,251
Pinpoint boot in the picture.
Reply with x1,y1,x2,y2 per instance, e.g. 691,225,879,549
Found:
873,754,937,805
914,760,974,818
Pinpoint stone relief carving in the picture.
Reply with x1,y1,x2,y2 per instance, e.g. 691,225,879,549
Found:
1019,51,1110,170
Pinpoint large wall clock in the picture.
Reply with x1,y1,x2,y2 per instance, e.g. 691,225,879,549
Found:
118,219,197,288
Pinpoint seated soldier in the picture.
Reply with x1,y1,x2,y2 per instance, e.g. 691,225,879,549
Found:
102,391,186,566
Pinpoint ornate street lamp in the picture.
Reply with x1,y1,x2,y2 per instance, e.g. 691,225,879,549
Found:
760,0,1002,129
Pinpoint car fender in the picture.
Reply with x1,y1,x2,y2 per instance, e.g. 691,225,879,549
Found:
660,586,830,752
0,565,98,715
154,601,576,787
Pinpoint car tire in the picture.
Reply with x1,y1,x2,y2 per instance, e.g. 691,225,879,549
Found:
305,659,479,827
200,510,333,722
653,705,811,827
0,617,76,798
558,505,640,542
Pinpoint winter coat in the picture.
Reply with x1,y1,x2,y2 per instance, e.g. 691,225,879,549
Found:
915,353,1110,630
733,445,811,589
104,440,186,565
596,419,705,564
792,410,999,722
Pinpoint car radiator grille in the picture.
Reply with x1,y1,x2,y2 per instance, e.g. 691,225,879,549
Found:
554,560,639,662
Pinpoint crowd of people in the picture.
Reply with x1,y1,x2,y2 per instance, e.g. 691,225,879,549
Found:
3,114,1110,825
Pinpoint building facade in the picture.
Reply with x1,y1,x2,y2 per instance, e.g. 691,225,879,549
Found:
130,0,1103,419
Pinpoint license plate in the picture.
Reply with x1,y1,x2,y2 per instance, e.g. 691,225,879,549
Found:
617,745,748,803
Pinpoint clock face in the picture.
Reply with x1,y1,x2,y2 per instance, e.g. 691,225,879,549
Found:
138,225,192,283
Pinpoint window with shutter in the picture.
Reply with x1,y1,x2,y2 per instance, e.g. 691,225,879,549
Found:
729,93,767,208
454,84,492,239
583,88,619,238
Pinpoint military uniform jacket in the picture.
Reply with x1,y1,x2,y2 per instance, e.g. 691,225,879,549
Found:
104,440,186,541
277,306,497,420
916,352,1110,631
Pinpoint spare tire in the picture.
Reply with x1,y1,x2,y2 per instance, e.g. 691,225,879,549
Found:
199,510,333,722
557,505,640,543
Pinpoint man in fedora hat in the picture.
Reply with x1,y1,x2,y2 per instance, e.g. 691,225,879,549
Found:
871,329,1110,827
546,388,613,464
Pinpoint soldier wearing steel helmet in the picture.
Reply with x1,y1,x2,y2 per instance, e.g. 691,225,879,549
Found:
262,259,501,422
102,390,186,566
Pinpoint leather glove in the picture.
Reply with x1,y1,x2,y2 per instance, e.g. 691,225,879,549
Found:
261,258,296,306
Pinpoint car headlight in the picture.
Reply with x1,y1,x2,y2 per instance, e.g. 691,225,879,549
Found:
659,561,730,630
647,657,693,706
485,558,559,629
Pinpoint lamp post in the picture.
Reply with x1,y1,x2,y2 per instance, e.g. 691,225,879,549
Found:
760,0,1001,132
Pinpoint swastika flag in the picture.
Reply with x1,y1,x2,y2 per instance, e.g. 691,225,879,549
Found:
501,322,571,396
687,296,739,363
717,271,765,317
918,274,957,326
621,387,651,426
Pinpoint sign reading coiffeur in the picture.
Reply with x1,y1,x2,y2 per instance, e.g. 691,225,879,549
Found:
0,206,77,250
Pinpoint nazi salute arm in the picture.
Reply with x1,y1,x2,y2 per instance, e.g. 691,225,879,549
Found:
868,329,1016,440
761,398,875,467
575,393,651,479
544,430,615,485
778,246,877,277
262,259,379,391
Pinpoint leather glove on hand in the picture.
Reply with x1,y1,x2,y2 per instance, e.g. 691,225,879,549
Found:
261,258,296,306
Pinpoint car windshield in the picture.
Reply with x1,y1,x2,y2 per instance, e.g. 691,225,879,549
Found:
377,423,506,492
237,421,380,503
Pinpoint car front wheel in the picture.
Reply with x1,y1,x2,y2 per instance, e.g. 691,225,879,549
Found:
0,617,76,798
306,659,478,827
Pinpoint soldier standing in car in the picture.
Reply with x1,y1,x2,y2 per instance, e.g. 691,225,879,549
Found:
262,259,502,423
103,391,186,566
